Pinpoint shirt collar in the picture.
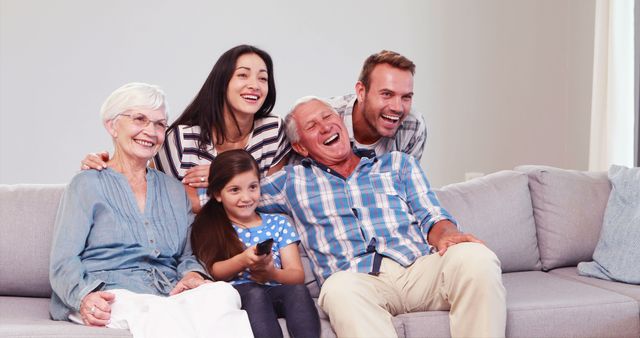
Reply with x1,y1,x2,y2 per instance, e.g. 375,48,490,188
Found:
300,146,378,178
341,95,358,141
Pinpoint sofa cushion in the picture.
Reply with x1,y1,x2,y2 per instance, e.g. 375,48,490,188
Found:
550,267,640,302
0,296,132,337
515,165,610,270
502,271,639,338
578,165,640,284
392,311,449,338
0,184,65,297
394,271,640,338
434,170,541,273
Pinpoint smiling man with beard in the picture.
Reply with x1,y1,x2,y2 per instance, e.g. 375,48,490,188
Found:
258,97,507,338
327,50,427,161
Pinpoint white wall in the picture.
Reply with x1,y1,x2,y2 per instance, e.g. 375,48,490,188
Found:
0,0,595,187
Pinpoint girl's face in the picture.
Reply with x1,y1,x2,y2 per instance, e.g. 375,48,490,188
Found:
225,53,269,117
214,169,261,223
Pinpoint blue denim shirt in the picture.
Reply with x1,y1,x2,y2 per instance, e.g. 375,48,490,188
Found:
49,168,205,320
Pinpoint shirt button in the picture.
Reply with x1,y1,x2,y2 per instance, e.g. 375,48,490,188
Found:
144,221,149,226
150,239,155,244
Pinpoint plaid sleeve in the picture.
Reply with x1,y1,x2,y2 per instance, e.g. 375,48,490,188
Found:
401,112,427,162
400,154,456,239
258,169,291,215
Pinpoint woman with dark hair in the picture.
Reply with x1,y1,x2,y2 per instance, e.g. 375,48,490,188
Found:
82,45,290,212
191,149,319,338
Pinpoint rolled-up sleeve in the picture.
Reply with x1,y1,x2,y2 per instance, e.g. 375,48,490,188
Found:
400,156,457,239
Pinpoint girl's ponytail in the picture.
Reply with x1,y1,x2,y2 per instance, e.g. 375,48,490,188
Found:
190,198,244,275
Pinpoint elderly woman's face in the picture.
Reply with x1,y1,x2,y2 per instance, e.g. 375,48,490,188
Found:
111,108,167,163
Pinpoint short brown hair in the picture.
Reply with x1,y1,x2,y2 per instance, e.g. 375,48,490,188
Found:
358,50,416,90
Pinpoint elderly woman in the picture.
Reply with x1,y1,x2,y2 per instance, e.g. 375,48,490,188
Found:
49,83,253,338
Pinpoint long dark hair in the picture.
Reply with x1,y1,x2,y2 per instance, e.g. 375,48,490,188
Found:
171,45,276,150
190,149,261,275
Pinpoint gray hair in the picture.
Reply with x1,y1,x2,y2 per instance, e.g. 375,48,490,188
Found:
100,82,168,123
284,95,335,143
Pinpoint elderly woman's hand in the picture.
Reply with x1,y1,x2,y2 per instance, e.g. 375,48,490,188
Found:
182,164,211,188
169,271,210,296
80,151,110,170
80,291,115,326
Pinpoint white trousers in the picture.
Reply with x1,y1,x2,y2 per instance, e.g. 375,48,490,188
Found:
70,282,253,338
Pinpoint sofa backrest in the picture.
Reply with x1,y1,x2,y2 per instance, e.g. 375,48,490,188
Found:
0,166,611,298
434,170,542,273
0,184,65,297
515,165,610,271
0,183,324,299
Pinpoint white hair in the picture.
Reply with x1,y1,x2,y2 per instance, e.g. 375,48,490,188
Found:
284,95,335,143
100,82,168,123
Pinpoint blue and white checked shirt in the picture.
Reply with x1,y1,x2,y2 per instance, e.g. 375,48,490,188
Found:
258,151,456,285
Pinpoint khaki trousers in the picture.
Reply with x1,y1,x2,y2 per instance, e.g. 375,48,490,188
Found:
318,242,506,338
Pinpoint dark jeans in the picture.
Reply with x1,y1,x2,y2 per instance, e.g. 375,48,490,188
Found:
233,283,320,338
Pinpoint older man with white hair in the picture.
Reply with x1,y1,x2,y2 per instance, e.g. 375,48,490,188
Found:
258,96,507,338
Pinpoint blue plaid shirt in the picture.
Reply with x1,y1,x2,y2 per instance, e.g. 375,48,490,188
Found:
258,151,456,284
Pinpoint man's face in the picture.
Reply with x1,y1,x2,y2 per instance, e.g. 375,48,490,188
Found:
356,63,414,139
291,99,352,166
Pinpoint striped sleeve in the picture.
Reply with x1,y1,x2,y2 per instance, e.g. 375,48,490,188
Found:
399,154,457,239
153,126,186,180
398,111,427,162
272,117,291,166
258,169,291,215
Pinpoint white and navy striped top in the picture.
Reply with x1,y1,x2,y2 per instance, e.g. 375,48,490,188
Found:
258,151,456,285
153,115,290,204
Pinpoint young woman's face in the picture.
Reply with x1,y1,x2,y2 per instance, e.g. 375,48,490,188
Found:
214,169,261,223
225,53,269,117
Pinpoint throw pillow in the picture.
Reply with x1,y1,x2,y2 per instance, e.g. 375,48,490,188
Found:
515,165,611,270
434,170,541,273
578,165,640,284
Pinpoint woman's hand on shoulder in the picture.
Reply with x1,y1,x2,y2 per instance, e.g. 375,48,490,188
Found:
80,291,115,326
170,271,210,296
80,151,110,170
183,164,211,188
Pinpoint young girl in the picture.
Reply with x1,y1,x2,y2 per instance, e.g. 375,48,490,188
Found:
190,149,320,338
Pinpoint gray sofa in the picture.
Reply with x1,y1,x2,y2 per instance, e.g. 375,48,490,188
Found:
1,165,639,337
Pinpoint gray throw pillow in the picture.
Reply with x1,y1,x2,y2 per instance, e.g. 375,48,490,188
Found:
434,170,541,273
515,165,610,270
578,165,640,284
